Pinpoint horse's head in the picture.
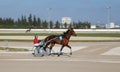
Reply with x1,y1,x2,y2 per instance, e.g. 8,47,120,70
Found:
66,28,77,36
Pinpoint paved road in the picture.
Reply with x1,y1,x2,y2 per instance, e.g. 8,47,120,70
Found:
0,42,120,72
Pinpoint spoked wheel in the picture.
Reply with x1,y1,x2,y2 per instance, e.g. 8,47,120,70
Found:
33,46,51,57
34,47,44,57
46,48,51,55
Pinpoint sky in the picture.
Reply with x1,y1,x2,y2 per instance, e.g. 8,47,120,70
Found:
0,0,120,25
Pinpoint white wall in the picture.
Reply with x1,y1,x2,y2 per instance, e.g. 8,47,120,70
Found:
0,29,120,33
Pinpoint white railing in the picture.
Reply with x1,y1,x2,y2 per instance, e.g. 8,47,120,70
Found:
0,29,120,33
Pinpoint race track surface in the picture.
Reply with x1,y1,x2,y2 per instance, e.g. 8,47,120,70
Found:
0,42,120,72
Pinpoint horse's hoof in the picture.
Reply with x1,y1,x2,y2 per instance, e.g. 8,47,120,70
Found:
70,53,72,55
32,53,34,55
58,54,60,57
41,54,44,57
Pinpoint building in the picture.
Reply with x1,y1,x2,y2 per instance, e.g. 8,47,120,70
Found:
110,22,115,28
61,17,72,28
91,24,96,29
105,22,120,29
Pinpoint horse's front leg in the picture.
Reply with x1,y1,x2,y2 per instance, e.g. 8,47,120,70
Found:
58,45,65,56
66,45,72,55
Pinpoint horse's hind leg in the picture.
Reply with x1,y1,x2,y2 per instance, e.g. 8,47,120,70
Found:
49,43,55,55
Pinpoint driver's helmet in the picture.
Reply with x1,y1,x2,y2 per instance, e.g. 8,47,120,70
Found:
34,34,38,37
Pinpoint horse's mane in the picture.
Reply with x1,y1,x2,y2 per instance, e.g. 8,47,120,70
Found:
50,29,69,37
51,28,73,36
44,28,73,42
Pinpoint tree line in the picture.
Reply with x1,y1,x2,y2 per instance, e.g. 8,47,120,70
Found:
0,14,91,29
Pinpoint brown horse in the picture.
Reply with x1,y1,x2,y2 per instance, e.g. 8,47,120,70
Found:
26,28,31,33
43,28,77,56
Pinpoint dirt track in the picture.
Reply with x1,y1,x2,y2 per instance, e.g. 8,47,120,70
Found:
0,42,120,72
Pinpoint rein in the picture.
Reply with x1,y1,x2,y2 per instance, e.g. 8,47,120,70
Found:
62,31,72,40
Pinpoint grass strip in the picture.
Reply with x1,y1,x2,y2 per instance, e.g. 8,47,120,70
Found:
77,33,120,37
0,47,29,52
0,33,53,36
0,33,120,37
0,39,32,42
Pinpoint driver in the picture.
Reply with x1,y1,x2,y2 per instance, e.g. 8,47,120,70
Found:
33,34,40,53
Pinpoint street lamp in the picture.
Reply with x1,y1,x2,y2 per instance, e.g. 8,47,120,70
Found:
47,8,52,29
106,6,111,29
